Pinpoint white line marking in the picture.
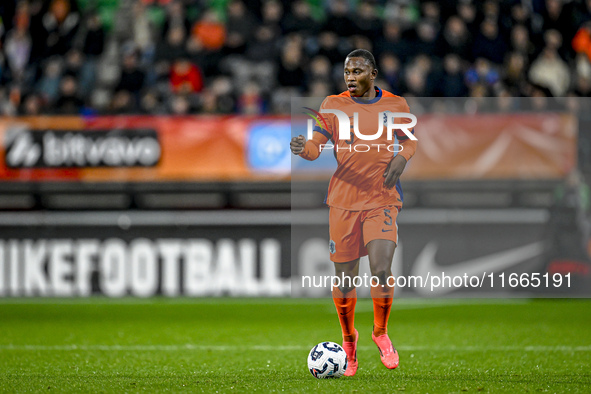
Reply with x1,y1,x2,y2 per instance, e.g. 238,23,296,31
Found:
0,344,589,352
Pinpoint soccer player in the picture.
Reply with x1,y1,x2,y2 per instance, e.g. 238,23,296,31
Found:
290,49,417,376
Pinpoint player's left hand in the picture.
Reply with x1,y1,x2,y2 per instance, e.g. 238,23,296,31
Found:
290,135,306,155
383,155,407,189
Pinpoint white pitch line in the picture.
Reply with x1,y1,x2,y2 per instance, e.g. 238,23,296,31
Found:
1,345,590,352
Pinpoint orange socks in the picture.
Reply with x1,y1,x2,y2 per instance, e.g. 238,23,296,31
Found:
332,287,357,342
371,283,394,337
333,284,394,340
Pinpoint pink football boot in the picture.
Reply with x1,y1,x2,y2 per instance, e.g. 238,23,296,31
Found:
372,330,399,369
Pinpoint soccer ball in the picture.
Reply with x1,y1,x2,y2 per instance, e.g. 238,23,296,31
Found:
307,341,348,379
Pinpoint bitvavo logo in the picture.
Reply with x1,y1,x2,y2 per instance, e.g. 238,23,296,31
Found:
303,108,417,153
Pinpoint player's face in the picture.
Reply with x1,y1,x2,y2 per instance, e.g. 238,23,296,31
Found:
344,57,377,97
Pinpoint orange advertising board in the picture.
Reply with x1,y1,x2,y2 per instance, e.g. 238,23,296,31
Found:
404,113,577,180
0,113,578,183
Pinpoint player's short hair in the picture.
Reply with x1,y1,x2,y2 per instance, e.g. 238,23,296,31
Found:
345,49,377,70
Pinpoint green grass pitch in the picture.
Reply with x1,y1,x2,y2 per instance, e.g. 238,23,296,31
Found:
0,298,589,393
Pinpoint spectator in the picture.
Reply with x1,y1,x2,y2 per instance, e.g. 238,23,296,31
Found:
3,19,31,82
0,45,6,84
503,52,528,93
510,24,535,62
307,79,331,97
383,0,420,30
353,2,381,41
206,76,235,114
378,52,401,93
402,64,427,96
572,22,591,63
170,94,192,115
156,25,187,62
36,57,62,105
323,0,354,38
502,2,533,39
63,49,82,78
574,40,591,96
27,0,47,66
495,87,517,112
1,85,21,116
237,80,265,114
116,51,145,95
54,75,83,114
314,31,343,65
282,0,319,35
0,0,589,115
574,73,591,96
277,37,306,89
245,25,280,62
375,23,408,62
170,59,203,94
411,54,439,96
21,93,43,115
465,57,500,94
0,1,16,36
542,0,576,46
262,0,283,30
408,19,440,58
529,30,571,97
472,18,508,65
439,53,468,97
481,0,500,20
306,55,332,88
439,16,472,61
225,0,257,54
200,89,220,114
139,90,164,114
509,2,533,27
349,34,373,53
82,11,105,58
109,90,136,114
421,1,441,24
457,0,478,36
42,0,80,57
573,0,591,28
192,9,226,52
162,1,191,38
527,84,553,112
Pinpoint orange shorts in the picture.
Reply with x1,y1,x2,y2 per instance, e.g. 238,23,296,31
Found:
329,205,400,263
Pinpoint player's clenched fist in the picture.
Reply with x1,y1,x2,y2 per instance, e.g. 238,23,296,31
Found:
290,135,306,155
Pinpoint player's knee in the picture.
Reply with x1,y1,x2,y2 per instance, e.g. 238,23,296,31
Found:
370,267,391,285
338,284,356,294
335,274,356,293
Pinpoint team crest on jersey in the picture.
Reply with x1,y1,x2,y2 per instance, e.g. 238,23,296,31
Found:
329,240,336,254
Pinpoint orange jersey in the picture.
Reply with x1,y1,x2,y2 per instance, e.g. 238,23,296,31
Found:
300,87,417,211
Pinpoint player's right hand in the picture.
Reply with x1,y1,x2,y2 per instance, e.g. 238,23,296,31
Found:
290,135,306,155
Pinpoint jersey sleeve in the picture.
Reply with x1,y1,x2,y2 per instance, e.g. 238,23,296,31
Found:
300,98,334,161
395,100,417,162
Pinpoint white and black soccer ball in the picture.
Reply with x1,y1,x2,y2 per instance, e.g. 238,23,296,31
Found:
307,341,348,379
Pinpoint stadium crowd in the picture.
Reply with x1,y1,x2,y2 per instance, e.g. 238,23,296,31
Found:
1,0,591,115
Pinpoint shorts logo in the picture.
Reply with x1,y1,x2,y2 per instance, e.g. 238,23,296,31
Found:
329,240,336,254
